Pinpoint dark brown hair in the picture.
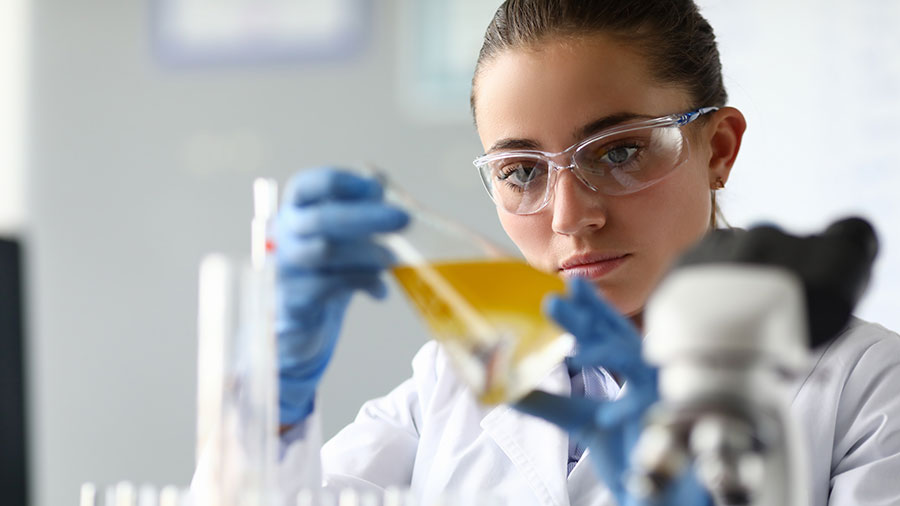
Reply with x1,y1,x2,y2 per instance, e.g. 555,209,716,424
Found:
471,0,727,118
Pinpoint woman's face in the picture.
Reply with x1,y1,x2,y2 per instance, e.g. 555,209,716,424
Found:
473,34,738,317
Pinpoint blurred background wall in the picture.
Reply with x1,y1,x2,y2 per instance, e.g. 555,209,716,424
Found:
3,0,897,504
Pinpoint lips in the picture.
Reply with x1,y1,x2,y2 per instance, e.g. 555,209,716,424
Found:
559,252,630,279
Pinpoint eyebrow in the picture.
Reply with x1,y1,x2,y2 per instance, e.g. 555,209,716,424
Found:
487,112,654,154
576,112,654,140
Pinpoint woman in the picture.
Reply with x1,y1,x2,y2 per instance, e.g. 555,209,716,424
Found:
266,1,900,505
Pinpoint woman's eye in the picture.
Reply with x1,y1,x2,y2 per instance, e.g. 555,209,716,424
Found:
602,146,638,164
577,141,643,173
497,163,540,185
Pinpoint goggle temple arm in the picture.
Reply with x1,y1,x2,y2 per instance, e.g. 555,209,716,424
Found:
676,106,720,126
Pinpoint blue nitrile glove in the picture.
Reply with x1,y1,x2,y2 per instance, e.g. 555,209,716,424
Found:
514,277,711,506
276,168,409,426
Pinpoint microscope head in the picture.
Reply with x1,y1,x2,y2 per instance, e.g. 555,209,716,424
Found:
631,217,879,505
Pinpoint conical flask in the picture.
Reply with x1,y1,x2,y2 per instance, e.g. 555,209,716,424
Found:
377,173,573,405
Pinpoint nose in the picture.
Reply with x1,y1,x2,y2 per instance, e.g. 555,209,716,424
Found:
550,168,607,235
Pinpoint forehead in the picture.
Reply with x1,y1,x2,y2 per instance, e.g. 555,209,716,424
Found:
474,34,691,151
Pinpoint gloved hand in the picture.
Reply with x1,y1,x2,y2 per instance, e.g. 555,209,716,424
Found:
276,168,409,426
515,277,711,506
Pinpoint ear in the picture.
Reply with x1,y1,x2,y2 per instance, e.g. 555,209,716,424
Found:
703,106,746,187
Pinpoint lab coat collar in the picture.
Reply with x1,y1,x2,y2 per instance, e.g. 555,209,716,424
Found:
480,359,573,506
564,373,626,506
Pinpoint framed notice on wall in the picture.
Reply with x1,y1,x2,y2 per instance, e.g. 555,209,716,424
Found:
395,0,501,122
152,0,370,66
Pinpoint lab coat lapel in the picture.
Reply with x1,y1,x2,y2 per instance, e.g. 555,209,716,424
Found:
565,374,629,506
566,448,617,506
481,362,572,506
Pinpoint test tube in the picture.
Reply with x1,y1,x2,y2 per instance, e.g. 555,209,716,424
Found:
296,489,314,506
115,481,136,506
196,253,234,506
251,178,278,269
105,485,116,506
244,177,279,506
159,486,180,506
359,491,379,506
194,179,280,506
383,488,415,506
320,490,337,506
137,485,158,506
338,488,359,506
79,483,97,506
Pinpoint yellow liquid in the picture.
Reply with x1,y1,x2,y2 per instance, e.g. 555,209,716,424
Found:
392,259,568,404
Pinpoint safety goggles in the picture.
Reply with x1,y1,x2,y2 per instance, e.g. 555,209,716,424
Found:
473,107,719,215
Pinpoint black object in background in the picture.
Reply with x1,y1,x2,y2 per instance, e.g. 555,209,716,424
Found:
0,238,28,506
676,217,879,349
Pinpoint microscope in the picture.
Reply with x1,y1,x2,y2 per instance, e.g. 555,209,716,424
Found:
632,218,879,506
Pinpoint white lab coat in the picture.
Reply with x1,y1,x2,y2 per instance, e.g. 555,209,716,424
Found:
203,317,900,505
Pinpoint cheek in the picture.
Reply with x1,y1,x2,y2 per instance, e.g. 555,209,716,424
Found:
665,167,712,241
497,211,555,270
634,166,712,264
608,167,711,312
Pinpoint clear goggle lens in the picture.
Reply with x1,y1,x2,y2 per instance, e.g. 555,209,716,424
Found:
477,125,689,215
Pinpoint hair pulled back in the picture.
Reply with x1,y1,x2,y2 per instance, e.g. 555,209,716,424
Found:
471,0,727,117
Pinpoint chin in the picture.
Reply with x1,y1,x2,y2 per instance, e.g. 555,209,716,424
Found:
588,282,630,313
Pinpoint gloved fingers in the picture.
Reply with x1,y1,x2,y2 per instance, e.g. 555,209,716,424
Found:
278,294,350,369
545,295,642,369
547,277,653,385
283,167,383,207
544,283,635,350
278,201,409,239
517,392,639,502
279,396,315,427
278,272,386,310
278,238,396,272
361,276,388,299
569,350,656,393
279,371,322,398
569,345,642,378
515,390,649,434
569,277,641,341
514,390,599,434
585,434,630,501
592,390,659,428
544,295,591,339
279,373,320,425
634,466,713,506
279,375,318,405
567,337,649,380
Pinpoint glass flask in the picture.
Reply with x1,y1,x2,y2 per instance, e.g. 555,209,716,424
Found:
376,171,572,405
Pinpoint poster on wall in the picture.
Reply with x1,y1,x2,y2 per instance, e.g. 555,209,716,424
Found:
152,0,369,66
